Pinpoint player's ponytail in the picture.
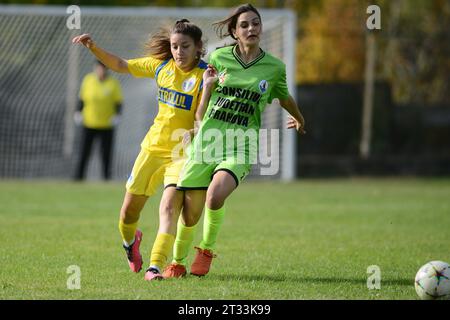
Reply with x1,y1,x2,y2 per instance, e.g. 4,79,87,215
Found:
144,28,171,60
175,18,190,25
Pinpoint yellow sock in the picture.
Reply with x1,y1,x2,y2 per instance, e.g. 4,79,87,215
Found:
118,220,138,246
150,233,175,272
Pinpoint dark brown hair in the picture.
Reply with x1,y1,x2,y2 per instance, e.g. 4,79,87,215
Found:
145,19,206,60
212,3,262,40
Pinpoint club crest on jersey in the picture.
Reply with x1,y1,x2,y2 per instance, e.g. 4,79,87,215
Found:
182,77,197,92
259,80,268,93
218,70,227,84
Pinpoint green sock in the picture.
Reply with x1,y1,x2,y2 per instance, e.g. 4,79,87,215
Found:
173,217,197,266
199,206,225,251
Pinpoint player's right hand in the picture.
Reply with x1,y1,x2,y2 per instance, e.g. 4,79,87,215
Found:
72,33,95,49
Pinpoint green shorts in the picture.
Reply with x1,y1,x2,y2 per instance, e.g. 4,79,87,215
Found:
176,157,252,190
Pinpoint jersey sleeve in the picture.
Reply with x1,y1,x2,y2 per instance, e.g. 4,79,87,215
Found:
268,62,290,104
127,56,163,78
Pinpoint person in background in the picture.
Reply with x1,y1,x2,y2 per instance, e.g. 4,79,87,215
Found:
74,60,123,181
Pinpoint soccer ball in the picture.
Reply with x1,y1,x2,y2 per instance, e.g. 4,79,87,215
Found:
415,261,450,300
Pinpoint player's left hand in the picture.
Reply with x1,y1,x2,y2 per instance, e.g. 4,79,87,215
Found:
287,116,306,134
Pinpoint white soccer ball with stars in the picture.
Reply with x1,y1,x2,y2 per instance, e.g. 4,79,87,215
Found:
415,261,450,300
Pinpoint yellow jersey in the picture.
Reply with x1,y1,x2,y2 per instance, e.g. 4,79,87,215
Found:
127,57,207,154
79,73,123,129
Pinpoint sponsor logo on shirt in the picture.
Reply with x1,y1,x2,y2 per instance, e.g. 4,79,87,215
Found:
158,87,193,110
218,70,227,84
182,77,197,92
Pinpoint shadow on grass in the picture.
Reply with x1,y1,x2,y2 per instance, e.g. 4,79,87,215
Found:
209,274,412,286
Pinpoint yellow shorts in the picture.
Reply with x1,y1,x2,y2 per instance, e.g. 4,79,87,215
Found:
126,148,186,197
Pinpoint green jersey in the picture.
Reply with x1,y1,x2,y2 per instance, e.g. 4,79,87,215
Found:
191,45,290,164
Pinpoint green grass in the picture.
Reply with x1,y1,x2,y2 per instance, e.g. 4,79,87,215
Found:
0,178,449,300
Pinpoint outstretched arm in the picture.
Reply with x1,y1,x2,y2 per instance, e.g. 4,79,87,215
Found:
72,34,129,74
279,95,306,135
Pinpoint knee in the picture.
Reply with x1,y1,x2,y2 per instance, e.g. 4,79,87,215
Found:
120,203,140,224
181,213,197,227
206,190,224,210
160,201,178,220
184,202,208,226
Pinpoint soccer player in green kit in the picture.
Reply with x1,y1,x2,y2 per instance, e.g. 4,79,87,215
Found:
163,3,306,278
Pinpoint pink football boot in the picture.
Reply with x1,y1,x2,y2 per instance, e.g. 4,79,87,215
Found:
144,268,164,281
123,230,143,273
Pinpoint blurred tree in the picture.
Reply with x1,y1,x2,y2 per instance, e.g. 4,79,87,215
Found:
379,0,450,105
294,0,366,84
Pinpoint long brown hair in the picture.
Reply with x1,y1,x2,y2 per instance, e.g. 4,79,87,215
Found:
213,3,262,40
145,19,206,60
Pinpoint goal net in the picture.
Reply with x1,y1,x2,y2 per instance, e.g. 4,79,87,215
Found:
0,5,296,181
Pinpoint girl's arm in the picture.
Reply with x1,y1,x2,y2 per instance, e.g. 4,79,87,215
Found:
195,64,218,123
195,88,212,125
183,65,218,146
72,34,129,74
279,95,306,134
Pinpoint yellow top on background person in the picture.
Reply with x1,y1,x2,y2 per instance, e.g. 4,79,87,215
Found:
79,62,123,129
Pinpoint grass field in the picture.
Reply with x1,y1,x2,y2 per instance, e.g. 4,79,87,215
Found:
0,178,449,300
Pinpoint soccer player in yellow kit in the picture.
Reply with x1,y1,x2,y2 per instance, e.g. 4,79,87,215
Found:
72,19,207,281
